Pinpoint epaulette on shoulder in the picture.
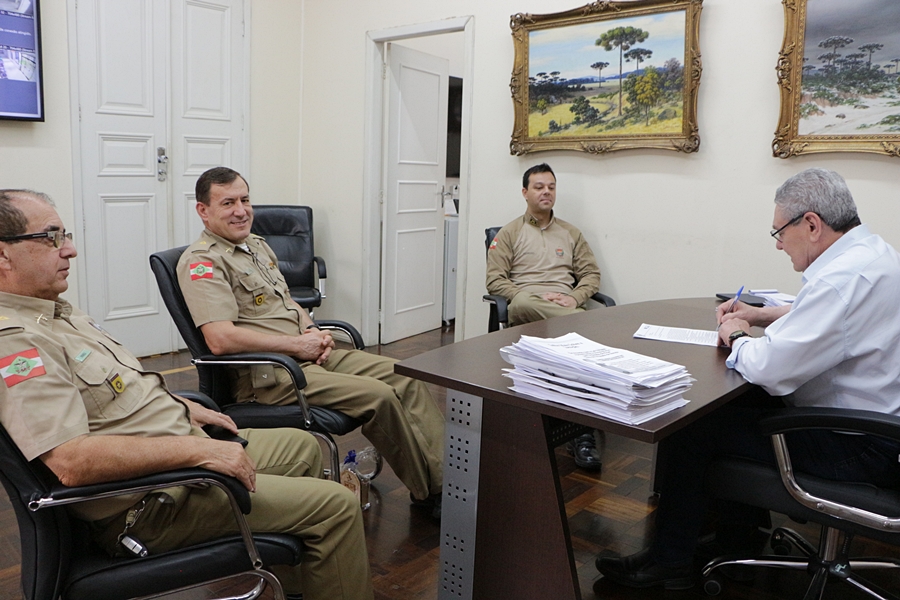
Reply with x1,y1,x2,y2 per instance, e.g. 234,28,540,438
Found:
0,313,26,335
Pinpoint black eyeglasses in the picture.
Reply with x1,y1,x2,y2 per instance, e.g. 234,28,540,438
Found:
770,214,804,242
0,230,74,249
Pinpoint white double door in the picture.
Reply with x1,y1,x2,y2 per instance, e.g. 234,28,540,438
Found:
73,0,247,356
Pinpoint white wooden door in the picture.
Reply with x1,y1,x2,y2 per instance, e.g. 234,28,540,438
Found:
380,43,449,344
74,0,246,356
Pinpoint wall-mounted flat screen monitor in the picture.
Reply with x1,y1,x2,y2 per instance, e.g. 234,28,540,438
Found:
0,0,43,121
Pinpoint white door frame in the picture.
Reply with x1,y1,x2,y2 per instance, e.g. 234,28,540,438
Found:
362,16,474,346
66,0,252,331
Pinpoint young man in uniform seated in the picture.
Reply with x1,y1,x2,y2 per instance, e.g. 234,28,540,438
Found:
177,167,445,518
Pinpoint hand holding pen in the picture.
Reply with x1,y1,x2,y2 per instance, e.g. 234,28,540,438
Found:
716,285,744,331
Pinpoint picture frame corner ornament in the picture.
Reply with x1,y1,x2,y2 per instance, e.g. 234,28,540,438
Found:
882,142,900,158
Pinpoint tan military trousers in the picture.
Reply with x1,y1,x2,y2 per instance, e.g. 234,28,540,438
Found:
508,292,585,327
234,349,444,500
94,428,373,600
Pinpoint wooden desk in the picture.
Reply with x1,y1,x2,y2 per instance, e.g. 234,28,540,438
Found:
396,298,754,600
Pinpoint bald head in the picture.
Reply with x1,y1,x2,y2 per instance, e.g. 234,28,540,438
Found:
0,189,55,240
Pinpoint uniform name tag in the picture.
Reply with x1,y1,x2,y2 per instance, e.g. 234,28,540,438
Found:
75,349,92,362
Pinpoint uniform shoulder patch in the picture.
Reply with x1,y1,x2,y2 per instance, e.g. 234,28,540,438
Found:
189,261,214,280
0,348,46,387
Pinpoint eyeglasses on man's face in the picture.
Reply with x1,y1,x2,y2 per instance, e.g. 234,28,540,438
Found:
0,230,74,249
770,214,804,242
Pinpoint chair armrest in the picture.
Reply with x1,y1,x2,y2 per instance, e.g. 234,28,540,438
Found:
313,256,327,280
591,292,616,307
191,353,313,427
759,407,900,444
171,390,249,446
30,468,252,514
483,294,509,325
316,319,365,350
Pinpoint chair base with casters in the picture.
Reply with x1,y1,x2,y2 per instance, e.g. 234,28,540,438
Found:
0,417,302,600
150,247,367,484
700,408,900,600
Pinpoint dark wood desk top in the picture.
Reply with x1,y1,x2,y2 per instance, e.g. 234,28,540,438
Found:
396,297,754,443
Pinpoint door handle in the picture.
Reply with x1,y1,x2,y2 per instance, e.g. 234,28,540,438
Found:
157,147,168,182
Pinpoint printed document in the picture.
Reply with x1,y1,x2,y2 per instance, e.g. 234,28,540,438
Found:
633,323,718,347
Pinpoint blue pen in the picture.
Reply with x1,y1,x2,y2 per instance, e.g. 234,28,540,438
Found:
717,286,744,331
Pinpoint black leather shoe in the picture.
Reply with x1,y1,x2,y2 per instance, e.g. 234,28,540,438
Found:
596,548,693,590
410,492,442,521
566,432,602,471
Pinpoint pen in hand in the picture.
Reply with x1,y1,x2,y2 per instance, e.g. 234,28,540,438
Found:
716,285,744,331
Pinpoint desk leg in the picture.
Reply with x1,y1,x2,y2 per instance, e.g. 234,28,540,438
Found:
472,398,580,599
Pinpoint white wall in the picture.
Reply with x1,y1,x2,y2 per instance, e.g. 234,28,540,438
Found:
0,0,77,297
296,0,900,340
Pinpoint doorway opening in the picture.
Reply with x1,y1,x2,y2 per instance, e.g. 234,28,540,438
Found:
361,17,474,346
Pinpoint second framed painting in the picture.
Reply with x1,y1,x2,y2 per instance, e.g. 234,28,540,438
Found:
509,0,703,156
774,0,900,158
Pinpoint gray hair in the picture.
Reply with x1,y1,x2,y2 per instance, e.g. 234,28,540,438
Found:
0,190,55,239
774,168,860,232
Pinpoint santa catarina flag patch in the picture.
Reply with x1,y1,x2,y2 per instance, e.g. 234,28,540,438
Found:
0,348,46,387
189,262,214,280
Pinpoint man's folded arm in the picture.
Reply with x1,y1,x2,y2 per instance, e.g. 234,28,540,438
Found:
200,320,325,363
41,433,258,491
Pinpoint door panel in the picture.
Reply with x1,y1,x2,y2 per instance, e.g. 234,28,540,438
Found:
75,0,245,356
381,43,449,344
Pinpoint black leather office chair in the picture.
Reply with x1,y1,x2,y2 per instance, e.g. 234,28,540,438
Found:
150,246,366,481
702,407,900,599
482,226,616,332
251,204,364,349
0,391,302,600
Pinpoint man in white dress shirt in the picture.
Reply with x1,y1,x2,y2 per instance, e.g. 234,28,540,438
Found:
597,168,900,589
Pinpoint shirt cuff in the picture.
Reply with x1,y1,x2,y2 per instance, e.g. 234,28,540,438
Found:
725,336,752,369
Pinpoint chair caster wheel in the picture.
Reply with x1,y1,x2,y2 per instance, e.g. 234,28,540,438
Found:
770,531,792,555
703,574,723,596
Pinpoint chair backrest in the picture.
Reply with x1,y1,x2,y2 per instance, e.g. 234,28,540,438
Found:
485,226,502,257
149,247,232,404
250,205,316,290
0,423,70,600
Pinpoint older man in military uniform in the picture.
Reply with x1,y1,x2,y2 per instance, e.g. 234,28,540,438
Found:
176,167,444,517
0,189,373,600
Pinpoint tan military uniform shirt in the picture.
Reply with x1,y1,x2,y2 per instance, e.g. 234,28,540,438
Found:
0,291,198,521
485,213,601,307
177,229,304,336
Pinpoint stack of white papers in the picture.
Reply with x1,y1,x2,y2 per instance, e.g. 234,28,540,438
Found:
500,333,692,425
749,289,796,307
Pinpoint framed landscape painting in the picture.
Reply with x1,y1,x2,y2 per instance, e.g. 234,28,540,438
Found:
509,0,703,155
774,0,900,158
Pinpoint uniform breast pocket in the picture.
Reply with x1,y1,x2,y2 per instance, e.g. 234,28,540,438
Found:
238,273,268,315
73,354,141,419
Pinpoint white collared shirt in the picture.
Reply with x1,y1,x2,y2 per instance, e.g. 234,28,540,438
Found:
727,225,900,414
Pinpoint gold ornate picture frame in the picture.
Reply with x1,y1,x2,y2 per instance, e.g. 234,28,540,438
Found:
509,0,703,156
774,0,900,158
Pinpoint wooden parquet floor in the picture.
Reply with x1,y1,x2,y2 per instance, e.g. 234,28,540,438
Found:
1,324,898,599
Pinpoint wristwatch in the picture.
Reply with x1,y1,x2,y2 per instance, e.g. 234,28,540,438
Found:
728,330,750,346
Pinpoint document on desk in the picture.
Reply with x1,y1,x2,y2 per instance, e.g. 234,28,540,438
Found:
633,323,718,347
500,333,692,424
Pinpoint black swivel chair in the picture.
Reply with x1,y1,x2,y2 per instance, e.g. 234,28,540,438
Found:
251,204,364,349
702,407,900,599
150,247,366,481
0,391,302,600
482,226,616,332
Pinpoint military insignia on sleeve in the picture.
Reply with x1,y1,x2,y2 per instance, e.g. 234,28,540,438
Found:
254,293,266,306
555,247,564,257
109,373,126,394
0,348,46,387
189,262,214,280
489,239,498,251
